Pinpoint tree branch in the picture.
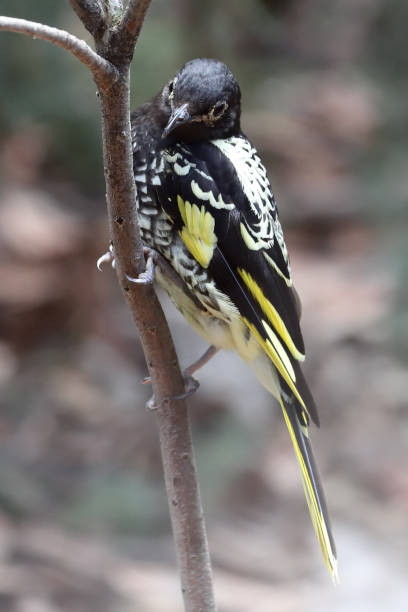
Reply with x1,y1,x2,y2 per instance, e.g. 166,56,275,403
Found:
103,0,151,62
0,16,118,89
95,2,217,602
97,69,217,610
69,0,107,37
119,0,151,45
106,0,125,19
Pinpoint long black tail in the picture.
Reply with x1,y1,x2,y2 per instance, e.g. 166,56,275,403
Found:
280,395,338,582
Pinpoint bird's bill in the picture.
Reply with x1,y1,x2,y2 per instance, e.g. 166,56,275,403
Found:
162,103,190,138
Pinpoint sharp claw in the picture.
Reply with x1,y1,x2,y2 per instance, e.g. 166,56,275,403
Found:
175,375,200,400
97,251,113,270
97,243,115,271
144,375,199,410
146,396,158,411
126,250,156,285
126,271,154,285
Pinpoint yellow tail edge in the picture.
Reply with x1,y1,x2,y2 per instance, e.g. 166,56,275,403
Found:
279,398,339,584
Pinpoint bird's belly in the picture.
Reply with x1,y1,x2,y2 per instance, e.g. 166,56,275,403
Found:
155,256,281,399
155,267,236,351
157,265,281,397
154,264,267,363
137,204,281,396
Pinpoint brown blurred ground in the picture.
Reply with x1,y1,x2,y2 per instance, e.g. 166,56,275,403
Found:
1,1,407,611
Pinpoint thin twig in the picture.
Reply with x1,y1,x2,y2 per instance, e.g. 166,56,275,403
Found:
106,0,151,60
71,1,218,607
120,0,151,40
0,16,118,89
69,0,107,37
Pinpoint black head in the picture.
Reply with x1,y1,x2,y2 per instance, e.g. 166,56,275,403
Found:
160,59,241,143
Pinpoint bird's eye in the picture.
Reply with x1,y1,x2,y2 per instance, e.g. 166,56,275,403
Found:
211,101,228,119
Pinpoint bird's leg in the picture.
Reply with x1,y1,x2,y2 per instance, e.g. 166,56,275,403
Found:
183,345,219,377
99,243,219,407
143,345,219,385
143,344,219,405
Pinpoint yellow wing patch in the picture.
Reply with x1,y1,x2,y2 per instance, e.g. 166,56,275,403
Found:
177,195,217,268
280,399,339,583
238,269,305,361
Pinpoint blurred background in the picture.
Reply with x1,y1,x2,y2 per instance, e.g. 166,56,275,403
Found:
0,1,407,610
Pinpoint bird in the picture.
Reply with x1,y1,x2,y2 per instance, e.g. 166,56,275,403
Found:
129,57,338,581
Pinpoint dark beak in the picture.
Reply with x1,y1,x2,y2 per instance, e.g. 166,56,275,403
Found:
162,103,190,138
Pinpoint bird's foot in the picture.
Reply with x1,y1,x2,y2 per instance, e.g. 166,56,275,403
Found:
97,242,115,270
143,345,218,389
145,375,200,410
97,244,158,286
126,247,157,286
176,374,200,399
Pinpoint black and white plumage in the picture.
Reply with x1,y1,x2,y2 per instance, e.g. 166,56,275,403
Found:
131,58,338,580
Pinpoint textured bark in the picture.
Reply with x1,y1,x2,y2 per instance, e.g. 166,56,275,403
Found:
118,0,152,56
1,4,217,610
69,0,107,37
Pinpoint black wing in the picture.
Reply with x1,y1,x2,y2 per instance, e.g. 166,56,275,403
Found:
155,138,318,425
154,139,338,579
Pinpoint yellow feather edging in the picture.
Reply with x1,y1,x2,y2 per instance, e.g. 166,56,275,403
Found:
280,398,339,583
263,251,292,287
242,317,306,409
238,269,305,361
262,320,296,381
